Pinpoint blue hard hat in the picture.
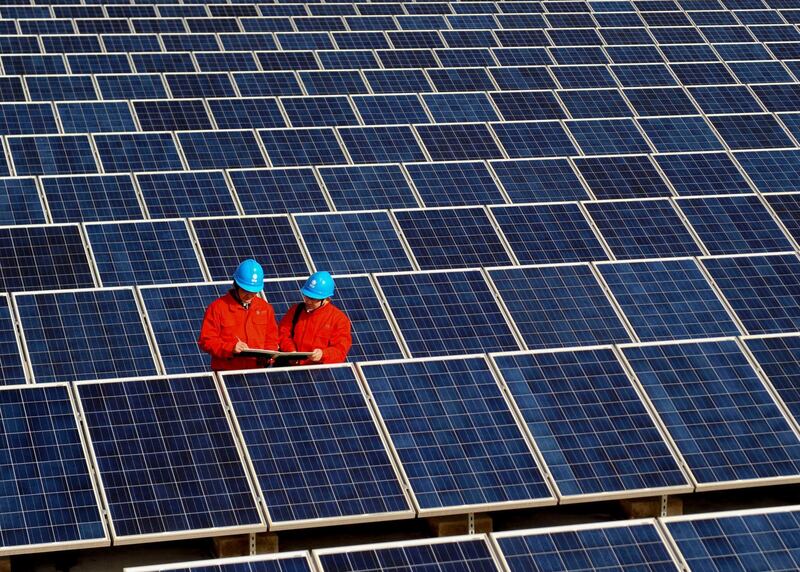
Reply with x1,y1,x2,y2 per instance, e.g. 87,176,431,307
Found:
233,259,264,293
301,271,334,299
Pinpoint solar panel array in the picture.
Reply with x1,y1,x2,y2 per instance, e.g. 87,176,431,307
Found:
2,0,800,560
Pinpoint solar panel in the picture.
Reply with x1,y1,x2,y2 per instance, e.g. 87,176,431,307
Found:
491,120,579,158
566,119,653,155
764,193,800,242
0,177,45,225
95,74,168,100
41,174,143,223
8,135,95,176
0,224,95,293
75,375,264,542
597,258,741,341
701,253,800,334
339,126,426,164
177,130,268,170
359,356,553,513
375,270,521,357
315,536,503,572
135,171,238,219
621,339,800,488
637,116,725,153
166,74,237,100
319,164,419,211
393,207,513,270
281,96,360,128
15,288,159,383
558,88,635,119
233,72,303,97
490,158,590,202
229,167,330,215
0,102,58,136
126,551,315,572
676,194,795,253
0,383,108,555
709,113,796,150
489,90,566,121
133,99,214,132
190,215,310,280
85,219,205,287
611,63,680,87
653,152,754,196
56,101,136,134
744,334,800,422
623,87,700,116
493,521,681,572
490,203,608,264
299,70,369,96
689,85,766,115
363,69,434,94
488,265,631,349
139,282,230,375
352,94,430,126
0,293,25,386
573,155,673,199
220,365,412,528
422,92,500,123
26,75,96,102
663,506,800,572
489,67,557,91
258,128,348,167
734,149,800,193
405,161,507,207
94,132,184,173
416,123,504,161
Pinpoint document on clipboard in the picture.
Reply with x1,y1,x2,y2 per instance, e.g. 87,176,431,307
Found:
239,348,314,365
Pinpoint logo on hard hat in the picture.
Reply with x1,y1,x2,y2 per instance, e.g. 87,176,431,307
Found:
310,279,317,287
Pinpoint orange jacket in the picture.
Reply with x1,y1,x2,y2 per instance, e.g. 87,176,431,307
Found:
278,302,352,364
198,291,279,371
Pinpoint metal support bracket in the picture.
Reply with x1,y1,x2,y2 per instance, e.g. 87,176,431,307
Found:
249,532,257,555
660,495,668,517
468,512,475,535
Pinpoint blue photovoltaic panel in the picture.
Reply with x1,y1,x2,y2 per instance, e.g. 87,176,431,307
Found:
136,171,238,219
690,85,765,115
557,89,634,119
585,199,703,259
94,133,184,173
139,283,230,374
376,270,520,357
622,340,800,486
489,90,566,121
421,93,499,123
133,100,214,132
230,168,330,216
665,509,800,572
76,376,262,539
702,254,800,335
296,211,413,274
598,259,741,342
405,161,506,207
637,116,725,153
734,150,800,193
319,165,418,211
339,126,426,164
41,174,143,223
262,275,404,362
352,94,430,126
361,356,552,513
653,152,753,196
56,101,136,134
489,67,557,91
494,349,686,497
127,554,314,572
567,119,652,155
166,74,237,100
393,208,513,270
676,194,794,254
416,123,504,161
708,113,796,150
281,96,359,128
0,103,58,136
745,335,800,422
178,130,267,170
95,74,168,100
495,523,679,572
208,98,286,130
86,220,204,287
0,295,25,386
26,76,97,102
0,384,106,552
0,225,95,293
623,87,699,117
490,159,590,202
8,135,95,176
573,155,673,199
488,265,631,349
765,194,800,242
16,288,158,383
191,216,309,280
490,204,608,264
491,121,579,159
0,178,45,225
317,538,501,572
259,128,347,167
223,367,411,526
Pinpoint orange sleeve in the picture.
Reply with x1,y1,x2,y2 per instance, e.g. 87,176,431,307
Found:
198,302,235,359
320,311,352,364
278,306,298,352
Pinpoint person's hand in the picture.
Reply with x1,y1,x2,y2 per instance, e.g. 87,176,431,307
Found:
309,348,323,362
234,339,249,354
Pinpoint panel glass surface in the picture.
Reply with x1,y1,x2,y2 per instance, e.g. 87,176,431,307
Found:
42,174,143,223
745,335,800,422
319,165,419,211
136,171,238,219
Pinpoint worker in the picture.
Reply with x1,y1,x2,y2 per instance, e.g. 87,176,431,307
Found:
198,259,278,371
278,271,352,365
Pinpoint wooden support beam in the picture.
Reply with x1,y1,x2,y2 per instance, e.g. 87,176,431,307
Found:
619,496,683,519
0,556,10,572
213,532,278,558
427,513,492,537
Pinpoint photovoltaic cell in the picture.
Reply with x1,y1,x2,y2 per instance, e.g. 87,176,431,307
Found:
222,366,411,527
0,295,25,386
339,126,426,164
598,258,741,342
676,194,794,254
491,121,579,159
133,100,214,132
41,174,143,223
178,130,267,170
621,340,800,486
136,171,238,219
708,113,796,150
352,94,430,126
764,193,800,242
416,123,504,161
654,152,753,196
0,178,45,225
230,168,330,215
319,165,419,211
734,149,800,193
376,270,520,357
76,376,262,540
15,288,158,383
8,135,95,176
422,93,499,123
139,283,230,374
405,161,506,207
0,384,106,553
495,522,679,572
574,155,673,199
296,211,413,274
191,216,309,280
488,265,630,349
702,253,800,334
745,335,800,422
393,207,513,270
94,133,184,173
0,103,58,136
490,203,608,264
490,159,590,202
360,357,551,511
566,119,652,155
281,96,360,128
637,116,724,153
0,225,95,292
258,128,347,167
56,101,136,134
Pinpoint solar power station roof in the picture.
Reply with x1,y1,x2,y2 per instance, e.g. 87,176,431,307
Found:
4,0,800,561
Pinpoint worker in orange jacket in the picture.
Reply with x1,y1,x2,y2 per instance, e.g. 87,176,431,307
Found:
198,259,279,371
278,271,352,365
